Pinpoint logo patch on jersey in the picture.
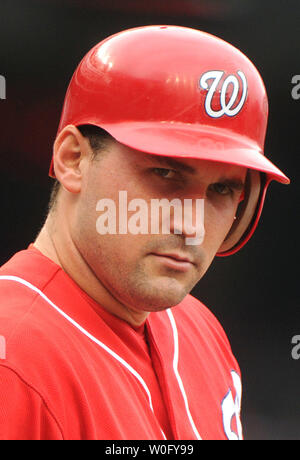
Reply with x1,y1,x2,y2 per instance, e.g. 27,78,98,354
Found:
221,370,243,440
199,70,248,118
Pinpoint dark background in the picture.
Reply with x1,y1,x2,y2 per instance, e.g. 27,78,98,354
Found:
0,0,299,440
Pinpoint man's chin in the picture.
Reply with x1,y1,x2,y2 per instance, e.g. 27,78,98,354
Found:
128,278,192,312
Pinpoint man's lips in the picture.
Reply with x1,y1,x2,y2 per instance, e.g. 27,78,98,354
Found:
153,252,194,264
149,252,195,271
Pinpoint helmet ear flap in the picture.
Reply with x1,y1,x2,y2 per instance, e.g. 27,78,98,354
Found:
217,170,261,255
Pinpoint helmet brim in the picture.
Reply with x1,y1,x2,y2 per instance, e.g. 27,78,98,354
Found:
96,121,290,185
49,120,289,184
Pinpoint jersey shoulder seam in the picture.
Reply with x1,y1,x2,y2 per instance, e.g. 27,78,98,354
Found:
0,269,62,345
0,363,65,440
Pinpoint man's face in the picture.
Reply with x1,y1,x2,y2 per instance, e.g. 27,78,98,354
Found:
71,140,246,314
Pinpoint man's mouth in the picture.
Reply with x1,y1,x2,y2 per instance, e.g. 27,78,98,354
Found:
149,252,195,272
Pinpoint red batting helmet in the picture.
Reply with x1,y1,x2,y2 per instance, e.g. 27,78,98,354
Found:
49,25,290,256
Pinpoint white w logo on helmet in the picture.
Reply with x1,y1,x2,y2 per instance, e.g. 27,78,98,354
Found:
199,70,248,118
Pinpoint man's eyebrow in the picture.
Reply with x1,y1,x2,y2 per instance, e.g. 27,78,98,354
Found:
145,154,196,174
144,154,246,189
218,178,245,191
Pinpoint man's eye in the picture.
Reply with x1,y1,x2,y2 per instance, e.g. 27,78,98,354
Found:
153,168,177,179
209,183,232,195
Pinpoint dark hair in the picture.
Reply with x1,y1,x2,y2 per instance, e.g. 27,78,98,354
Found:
78,124,113,156
48,125,113,213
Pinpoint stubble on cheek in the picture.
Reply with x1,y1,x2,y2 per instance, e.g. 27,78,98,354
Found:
92,239,202,311
75,189,207,312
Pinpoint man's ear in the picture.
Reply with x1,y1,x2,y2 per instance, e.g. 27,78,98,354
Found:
52,125,91,194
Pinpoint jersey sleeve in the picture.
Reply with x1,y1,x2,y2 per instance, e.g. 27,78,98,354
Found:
0,365,63,440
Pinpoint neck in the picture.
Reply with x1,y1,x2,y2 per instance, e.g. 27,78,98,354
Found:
34,213,149,328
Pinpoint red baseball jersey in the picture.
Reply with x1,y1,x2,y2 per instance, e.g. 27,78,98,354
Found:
0,245,242,440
